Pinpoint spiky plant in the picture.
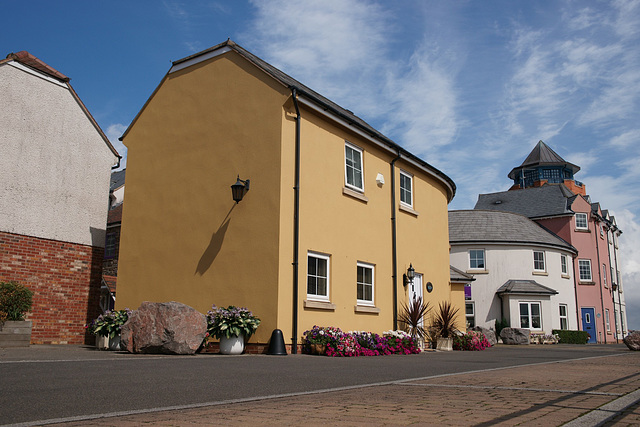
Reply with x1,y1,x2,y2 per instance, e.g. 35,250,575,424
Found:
432,301,460,338
398,296,432,340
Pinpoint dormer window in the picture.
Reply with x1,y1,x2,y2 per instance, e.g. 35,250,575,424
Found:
575,213,588,230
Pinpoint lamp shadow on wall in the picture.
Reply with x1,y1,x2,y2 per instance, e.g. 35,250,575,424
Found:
195,204,236,276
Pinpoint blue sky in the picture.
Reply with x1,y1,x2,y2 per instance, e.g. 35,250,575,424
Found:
4,1,639,328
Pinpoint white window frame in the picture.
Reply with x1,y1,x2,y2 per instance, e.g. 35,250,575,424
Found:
356,262,375,306
399,170,413,208
533,251,546,272
519,302,542,330
559,304,568,330
575,213,588,230
469,249,485,270
605,308,611,331
307,252,330,301
561,254,568,275
465,302,475,328
602,264,607,287
578,259,592,282
344,142,364,192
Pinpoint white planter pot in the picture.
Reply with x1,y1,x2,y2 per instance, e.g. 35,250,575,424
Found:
219,334,245,355
436,337,453,351
96,335,109,350
109,334,121,351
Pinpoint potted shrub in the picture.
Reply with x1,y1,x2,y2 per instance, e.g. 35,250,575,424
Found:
87,309,131,350
431,301,460,351
0,281,34,347
398,296,432,349
206,305,261,355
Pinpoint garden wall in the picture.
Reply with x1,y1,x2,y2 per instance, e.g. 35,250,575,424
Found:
0,231,103,344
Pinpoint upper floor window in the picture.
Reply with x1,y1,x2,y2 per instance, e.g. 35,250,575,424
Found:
356,262,375,306
469,249,485,270
307,252,330,301
578,259,592,282
561,254,568,275
575,213,588,230
399,171,413,207
533,251,545,272
105,232,117,259
602,264,607,287
600,225,604,238
345,142,364,192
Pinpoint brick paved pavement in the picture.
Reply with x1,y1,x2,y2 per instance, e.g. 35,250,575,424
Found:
49,352,640,426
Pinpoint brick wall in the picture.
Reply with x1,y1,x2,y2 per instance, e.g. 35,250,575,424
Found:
0,231,103,344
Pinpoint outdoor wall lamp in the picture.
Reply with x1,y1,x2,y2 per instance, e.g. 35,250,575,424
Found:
231,175,250,204
403,264,415,287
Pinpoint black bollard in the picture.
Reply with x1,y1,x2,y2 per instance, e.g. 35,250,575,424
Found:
266,329,287,355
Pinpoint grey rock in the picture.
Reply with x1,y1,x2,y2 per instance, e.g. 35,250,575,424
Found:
500,327,531,345
623,331,640,351
472,326,497,346
121,301,207,355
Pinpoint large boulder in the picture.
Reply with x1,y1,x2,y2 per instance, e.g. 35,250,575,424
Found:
121,301,207,355
472,326,497,346
623,331,640,351
500,327,531,345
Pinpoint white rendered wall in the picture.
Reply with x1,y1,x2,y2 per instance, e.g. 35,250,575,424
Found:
450,244,578,334
0,63,117,247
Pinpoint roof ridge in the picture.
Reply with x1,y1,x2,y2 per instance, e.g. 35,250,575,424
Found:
6,51,70,82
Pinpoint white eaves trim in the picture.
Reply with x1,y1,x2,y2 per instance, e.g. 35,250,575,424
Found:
297,95,455,200
7,61,67,88
169,46,232,74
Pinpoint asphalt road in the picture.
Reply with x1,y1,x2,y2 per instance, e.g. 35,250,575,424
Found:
0,344,630,426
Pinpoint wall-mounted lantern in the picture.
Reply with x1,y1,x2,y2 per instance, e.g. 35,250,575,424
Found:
231,175,250,204
403,263,415,287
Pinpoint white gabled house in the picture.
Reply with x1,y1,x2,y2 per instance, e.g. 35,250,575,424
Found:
449,210,578,335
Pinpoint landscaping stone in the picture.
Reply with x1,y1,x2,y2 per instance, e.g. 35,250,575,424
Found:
623,331,640,351
472,326,497,346
500,327,530,345
121,301,207,355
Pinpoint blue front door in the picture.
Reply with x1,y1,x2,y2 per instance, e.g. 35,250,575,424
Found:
581,308,596,343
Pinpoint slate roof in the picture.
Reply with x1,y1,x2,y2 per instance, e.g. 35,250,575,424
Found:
474,184,579,219
496,280,558,295
124,40,455,201
449,210,576,254
450,265,475,283
110,169,126,192
508,140,580,179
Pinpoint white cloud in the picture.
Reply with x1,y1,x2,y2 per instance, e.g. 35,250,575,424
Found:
106,123,128,170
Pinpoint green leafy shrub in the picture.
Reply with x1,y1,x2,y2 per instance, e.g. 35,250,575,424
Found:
0,281,33,321
552,329,589,344
206,305,261,339
495,318,509,337
87,309,131,338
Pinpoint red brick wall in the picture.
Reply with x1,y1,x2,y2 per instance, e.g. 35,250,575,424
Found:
0,231,103,344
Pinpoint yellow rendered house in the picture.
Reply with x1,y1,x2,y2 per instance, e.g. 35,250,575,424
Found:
116,40,459,352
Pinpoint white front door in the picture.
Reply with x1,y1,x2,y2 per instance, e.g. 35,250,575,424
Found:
410,273,424,329
410,273,423,302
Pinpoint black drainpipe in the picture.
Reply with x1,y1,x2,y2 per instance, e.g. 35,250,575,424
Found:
291,88,301,354
594,218,607,344
390,151,401,331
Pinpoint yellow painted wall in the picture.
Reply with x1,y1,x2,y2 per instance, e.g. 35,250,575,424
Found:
117,52,290,343
117,48,458,347
293,106,455,340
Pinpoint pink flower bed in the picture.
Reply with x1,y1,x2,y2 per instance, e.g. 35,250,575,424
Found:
302,326,421,357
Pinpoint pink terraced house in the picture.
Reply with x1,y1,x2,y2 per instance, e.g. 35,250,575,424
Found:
475,141,627,343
